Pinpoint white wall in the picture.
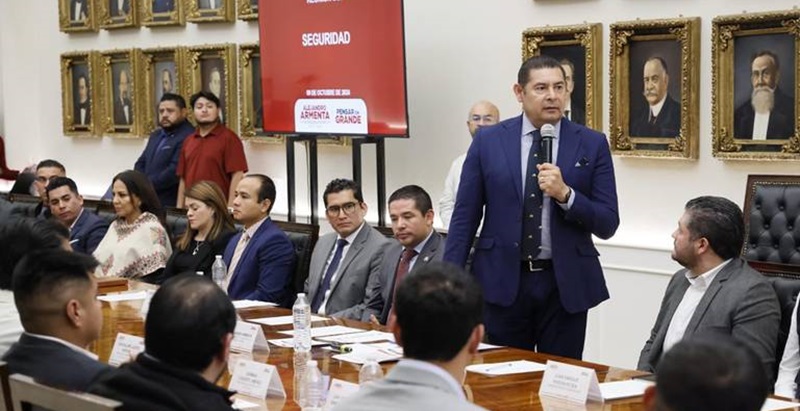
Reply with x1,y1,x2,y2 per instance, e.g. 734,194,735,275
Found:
1,0,797,368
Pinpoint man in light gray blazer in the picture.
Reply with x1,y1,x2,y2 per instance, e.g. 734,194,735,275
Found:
305,179,389,320
363,185,446,324
637,196,780,383
332,262,487,411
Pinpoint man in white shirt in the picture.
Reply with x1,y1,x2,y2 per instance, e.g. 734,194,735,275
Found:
775,298,800,398
2,249,111,391
439,101,499,228
637,196,779,383
332,262,487,411
305,179,389,320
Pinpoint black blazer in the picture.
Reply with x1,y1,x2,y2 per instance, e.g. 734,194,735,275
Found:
160,229,237,283
734,87,795,139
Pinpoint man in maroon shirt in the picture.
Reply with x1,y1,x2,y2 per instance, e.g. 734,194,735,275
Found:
176,91,248,208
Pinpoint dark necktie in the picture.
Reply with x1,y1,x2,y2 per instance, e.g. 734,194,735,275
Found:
389,248,418,318
649,111,657,126
521,130,543,261
311,238,348,313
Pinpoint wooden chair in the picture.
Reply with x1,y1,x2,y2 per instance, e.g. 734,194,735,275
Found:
8,374,121,411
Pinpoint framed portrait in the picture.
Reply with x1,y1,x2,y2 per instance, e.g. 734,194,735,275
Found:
237,0,259,21
712,10,800,160
98,0,139,29
187,0,234,23
609,17,700,159
522,23,603,131
239,43,280,142
100,49,142,137
59,0,97,32
61,51,99,137
187,44,237,131
142,0,185,27
142,47,186,135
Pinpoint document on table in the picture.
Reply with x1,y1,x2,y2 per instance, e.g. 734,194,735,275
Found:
477,343,504,351
466,360,547,376
332,342,403,364
268,338,327,348
761,398,800,411
98,291,148,302
597,380,654,400
279,325,364,338
249,315,327,326
232,300,277,309
318,330,394,344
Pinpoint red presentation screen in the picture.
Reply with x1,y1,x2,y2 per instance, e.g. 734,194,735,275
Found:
258,0,409,137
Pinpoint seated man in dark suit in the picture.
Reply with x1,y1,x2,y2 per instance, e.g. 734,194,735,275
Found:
638,196,780,383
305,179,389,320
90,274,236,411
643,335,768,411
224,174,295,305
46,177,108,255
333,262,487,411
364,185,445,324
2,249,111,391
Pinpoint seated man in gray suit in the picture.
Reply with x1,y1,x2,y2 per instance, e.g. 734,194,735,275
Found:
333,262,487,411
305,179,389,319
46,177,108,255
643,334,768,411
364,185,445,324
638,196,780,383
2,249,111,391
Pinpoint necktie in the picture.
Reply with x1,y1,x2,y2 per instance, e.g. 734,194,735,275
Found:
521,130,543,261
311,238,348,313
388,248,418,319
224,231,250,291
649,111,657,126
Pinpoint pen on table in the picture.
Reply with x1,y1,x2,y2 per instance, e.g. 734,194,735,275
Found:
330,343,352,353
484,362,515,372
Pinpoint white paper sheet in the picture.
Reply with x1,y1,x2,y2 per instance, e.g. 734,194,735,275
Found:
98,290,148,302
332,342,403,364
478,343,504,351
318,330,394,344
762,398,800,411
232,300,277,309
248,315,327,326
597,380,654,400
268,338,327,348
466,360,547,376
279,325,364,338
232,398,261,410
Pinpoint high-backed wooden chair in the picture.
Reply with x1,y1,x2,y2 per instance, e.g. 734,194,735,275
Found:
742,174,800,377
8,374,121,411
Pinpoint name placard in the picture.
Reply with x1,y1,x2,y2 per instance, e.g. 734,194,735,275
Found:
324,378,359,409
108,333,145,367
231,321,270,353
538,360,602,404
229,359,286,399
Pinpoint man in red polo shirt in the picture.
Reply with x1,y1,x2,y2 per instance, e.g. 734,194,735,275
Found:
176,91,248,208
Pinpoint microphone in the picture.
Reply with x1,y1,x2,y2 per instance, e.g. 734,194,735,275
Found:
540,123,556,164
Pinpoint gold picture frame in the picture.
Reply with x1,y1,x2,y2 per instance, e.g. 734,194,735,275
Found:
712,10,800,160
142,0,186,27
142,47,186,135
609,17,700,159
187,44,237,131
239,44,283,143
237,0,258,21
522,23,603,131
98,0,139,29
187,0,234,23
59,0,98,33
61,51,99,137
99,49,143,138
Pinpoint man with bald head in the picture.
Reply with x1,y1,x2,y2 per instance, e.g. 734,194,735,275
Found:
734,50,795,140
439,101,499,228
631,57,681,137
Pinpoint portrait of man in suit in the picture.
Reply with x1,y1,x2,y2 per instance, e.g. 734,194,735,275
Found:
109,0,131,17
113,66,133,126
630,56,681,137
559,58,585,125
69,0,88,22
202,61,226,123
198,0,222,10
73,70,91,126
161,69,173,95
733,49,796,140
250,55,263,129
152,0,175,13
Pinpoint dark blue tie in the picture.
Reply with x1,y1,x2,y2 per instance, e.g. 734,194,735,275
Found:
311,238,348,313
521,130,543,261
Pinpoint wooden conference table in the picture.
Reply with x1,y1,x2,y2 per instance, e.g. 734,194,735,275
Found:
87,282,736,411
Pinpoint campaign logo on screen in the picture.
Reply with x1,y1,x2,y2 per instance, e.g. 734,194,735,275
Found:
294,99,368,134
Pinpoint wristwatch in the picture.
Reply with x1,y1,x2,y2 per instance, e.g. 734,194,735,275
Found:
560,187,572,204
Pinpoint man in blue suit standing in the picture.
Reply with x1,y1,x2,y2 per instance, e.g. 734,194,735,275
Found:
224,174,295,305
444,55,619,359
134,93,194,207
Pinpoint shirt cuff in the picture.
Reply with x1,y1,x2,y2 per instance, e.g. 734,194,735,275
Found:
557,187,574,210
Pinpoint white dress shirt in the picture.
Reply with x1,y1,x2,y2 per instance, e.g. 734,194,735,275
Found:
318,222,366,315
0,290,23,356
753,112,770,140
649,95,667,119
776,297,800,398
439,153,466,228
662,259,731,354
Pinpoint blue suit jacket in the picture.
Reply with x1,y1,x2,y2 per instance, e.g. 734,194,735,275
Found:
444,116,619,313
134,120,194,207
70,209,109,255
223,218,296,305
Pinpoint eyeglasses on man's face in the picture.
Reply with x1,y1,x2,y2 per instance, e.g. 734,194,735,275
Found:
326,201,359,217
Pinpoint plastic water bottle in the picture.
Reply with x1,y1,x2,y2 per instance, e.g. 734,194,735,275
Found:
293,293,312,352
293,350,311,404
358,356,384,385
211,255,227,288
299,360,324,411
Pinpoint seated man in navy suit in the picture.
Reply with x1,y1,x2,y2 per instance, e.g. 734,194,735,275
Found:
134,93,194,207
2,249,111,391
223,174,295,305
46,177,108,255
